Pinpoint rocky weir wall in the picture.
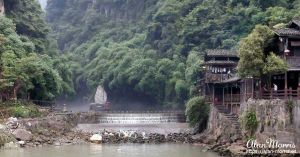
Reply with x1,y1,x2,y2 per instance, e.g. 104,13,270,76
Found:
0,112,193,148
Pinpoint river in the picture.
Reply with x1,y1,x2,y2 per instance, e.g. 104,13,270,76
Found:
0,144,219,157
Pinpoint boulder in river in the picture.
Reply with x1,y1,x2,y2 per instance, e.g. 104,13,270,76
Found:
90,134,102,143
228,145,246,156
0,124,5,130
18,141,25,147
4,142,19,149
6,117,19,129
12,129,33,141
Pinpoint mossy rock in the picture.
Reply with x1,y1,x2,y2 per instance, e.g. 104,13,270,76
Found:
0,130,17,147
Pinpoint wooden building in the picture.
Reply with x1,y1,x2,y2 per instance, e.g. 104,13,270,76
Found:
203,49,243,115
203,20,300,116
268,20,300,99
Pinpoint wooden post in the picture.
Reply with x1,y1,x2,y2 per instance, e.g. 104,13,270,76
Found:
285,72,288,99
212,85,215,105
251,78,254,98
297,87,300,100
270,89,273,99
230,86,233,113
222,87,225,106
258,79,262,99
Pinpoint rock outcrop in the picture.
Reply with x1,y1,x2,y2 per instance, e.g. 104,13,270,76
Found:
240,99,300,152
12,129,32,141
206,105,242,144
0,0,4,15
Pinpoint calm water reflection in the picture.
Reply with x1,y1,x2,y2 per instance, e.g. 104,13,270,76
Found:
0,144,219,157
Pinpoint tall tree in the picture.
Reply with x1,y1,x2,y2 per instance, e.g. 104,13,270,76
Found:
238,25,287,78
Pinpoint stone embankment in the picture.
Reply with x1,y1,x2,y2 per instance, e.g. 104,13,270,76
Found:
198,98,300,156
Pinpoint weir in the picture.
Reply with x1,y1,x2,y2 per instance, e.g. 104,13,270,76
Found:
97,112,186,124
76,111,189,134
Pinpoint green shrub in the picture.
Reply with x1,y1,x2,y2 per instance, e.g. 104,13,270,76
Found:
10,105,41,118
243,110,258,135
1,101,42,118
0,130,16,147
185,96,210,132
286,100,294,124
11,106,29,118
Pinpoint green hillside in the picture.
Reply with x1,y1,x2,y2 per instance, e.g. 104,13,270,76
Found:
46,0,300,108
0,0,74,101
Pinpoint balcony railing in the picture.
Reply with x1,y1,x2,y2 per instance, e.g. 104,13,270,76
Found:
224,94,241,103
205,89,300,105
205,93,253,105
260,89,300,100
286,56,300,69
205,73,238,83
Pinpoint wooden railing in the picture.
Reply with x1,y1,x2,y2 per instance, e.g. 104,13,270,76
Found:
260,89,300,100
205,89,300,105
224,94,241,103
205,73,238,83
286,56,300,68
205,94,242,105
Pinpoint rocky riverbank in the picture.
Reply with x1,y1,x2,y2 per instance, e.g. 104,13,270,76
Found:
0,113,195,149
191,132,247,156
4,112,294,157
0,114,245,156
0,115,89,148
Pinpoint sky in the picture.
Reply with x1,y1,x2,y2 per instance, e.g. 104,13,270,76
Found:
38,0,47,10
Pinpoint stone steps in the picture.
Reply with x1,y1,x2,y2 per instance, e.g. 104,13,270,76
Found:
214,105,242,136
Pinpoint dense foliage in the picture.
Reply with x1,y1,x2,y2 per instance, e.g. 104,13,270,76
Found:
0,1,74,101
185,96,209,132
46,0,300,107
238,25,288,78
242,110,258,136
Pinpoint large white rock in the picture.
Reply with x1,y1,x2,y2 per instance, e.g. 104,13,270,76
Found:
6,117,18,129
18,141,25,147
90,134,102,143
94,86,107,104
12,129,32,141
4,142,19,149
0,124,6,130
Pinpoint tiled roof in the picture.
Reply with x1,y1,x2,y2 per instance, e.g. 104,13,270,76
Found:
291,19,300,27
205,60,237,65
274,28,300,36
206,49,238,57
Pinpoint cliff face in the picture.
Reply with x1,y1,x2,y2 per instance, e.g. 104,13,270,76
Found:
0,0,4,15
46,0,156,51
240,99,300,151
206,99,300,153
206,105,242,143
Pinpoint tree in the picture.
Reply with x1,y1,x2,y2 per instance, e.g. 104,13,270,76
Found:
4,0,50,54
0,16,64,100
238,25,287,78
185,96,209,133
45,0,297,106
263,52,288,75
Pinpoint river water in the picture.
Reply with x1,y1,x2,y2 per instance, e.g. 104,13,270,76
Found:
0,144,219,157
